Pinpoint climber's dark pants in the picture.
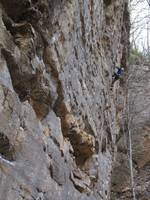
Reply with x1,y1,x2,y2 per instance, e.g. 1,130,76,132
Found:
112,75,120,85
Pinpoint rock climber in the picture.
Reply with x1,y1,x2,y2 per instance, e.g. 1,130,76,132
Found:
112,66,124,85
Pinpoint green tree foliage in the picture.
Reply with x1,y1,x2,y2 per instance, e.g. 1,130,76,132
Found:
129,48,144,64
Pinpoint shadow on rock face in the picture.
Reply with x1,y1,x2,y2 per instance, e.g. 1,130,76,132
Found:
103,0,112,7
1,0,64,25
1,0,32,22
0,132,15,161
1,47,55,120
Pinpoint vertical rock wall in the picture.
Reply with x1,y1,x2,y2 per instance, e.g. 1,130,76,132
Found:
0,0,129,199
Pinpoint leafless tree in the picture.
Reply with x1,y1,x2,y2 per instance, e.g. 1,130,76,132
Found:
130,0,150,52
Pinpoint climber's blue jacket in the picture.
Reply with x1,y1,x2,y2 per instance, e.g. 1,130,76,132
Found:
114,67,124,76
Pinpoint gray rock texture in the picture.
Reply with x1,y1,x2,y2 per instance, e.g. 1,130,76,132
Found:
0,0,129,200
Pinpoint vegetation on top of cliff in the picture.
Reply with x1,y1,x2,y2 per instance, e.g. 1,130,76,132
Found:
129,48,145,64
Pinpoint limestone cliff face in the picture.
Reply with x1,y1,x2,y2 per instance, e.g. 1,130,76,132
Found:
0,1,129,200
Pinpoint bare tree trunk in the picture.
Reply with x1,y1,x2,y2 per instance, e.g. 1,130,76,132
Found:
147,21,149,55
127,117,136,200
126,73,136,200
